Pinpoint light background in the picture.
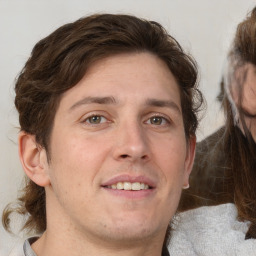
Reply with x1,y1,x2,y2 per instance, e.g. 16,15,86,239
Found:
1,0,255,254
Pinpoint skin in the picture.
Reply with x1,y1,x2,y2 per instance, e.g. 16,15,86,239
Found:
231,63,256,141
19,52,196,256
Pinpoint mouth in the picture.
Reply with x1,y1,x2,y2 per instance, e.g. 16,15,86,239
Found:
104,181,151,191
101,175,156,199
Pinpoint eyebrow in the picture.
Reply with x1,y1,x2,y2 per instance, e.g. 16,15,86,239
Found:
69,96,181,114
69,96,117,111
145,98,181,113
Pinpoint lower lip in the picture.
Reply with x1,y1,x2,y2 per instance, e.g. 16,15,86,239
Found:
102,187,155,199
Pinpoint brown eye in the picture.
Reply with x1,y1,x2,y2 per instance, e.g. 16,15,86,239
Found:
150,116,164,125
86,115,105,124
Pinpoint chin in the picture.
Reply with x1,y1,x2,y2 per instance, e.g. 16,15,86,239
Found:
104,225,158,243
106,215,164,240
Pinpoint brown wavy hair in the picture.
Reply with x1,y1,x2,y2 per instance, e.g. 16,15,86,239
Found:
224,7,256,238
180,7,256,239
2,13,203,243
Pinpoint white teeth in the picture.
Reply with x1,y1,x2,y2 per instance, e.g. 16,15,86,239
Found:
111,184,117,189
117,182,124,189
124,182,132,190
132,182,141,190
108,182,150,191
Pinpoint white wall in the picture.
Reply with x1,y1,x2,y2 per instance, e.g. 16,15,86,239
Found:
1,0,255,254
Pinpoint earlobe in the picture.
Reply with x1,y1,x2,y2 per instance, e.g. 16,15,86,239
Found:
19,131,50,187
183,135,196,188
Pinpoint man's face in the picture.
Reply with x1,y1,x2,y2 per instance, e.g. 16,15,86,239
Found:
231,63,256,142
43,53,195,244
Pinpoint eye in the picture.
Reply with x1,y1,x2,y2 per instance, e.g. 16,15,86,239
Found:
146,116,169,126
240,107,256,119
84,115,107,124
242,111,256,119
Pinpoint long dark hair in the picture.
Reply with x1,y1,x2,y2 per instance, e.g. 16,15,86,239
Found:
180,7,256,239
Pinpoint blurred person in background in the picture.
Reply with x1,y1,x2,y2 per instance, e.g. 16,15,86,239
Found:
170,7,256,256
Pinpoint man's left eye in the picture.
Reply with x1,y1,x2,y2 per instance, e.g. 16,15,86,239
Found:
147,116,168,125
85,115,107,124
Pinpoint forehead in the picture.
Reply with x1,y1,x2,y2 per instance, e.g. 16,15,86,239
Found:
59,52,181,110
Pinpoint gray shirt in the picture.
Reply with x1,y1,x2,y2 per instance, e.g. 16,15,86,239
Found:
10,236,170,256
23,238,37,256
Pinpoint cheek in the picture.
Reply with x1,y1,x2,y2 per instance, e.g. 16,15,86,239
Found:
152,135,187,182
49,133,111,187
47,141,100,210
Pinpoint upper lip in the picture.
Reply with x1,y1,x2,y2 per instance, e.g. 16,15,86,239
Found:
101,174,156,188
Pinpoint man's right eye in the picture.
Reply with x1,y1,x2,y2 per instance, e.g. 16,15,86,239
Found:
85,115,107,124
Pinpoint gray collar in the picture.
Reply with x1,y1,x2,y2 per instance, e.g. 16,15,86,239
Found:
23,237,170,256
23,237,38,256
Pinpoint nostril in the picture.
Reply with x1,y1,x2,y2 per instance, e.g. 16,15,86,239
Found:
119,154,148,160
120,154,129,158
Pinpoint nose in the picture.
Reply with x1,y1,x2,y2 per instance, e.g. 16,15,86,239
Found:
112,121,150,162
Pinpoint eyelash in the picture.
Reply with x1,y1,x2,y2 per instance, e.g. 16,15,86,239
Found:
80,113,172,128
145,114,171,126
82,114,109,125
242,112,256,119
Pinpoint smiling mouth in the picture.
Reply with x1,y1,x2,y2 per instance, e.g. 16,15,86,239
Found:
104,182,151,191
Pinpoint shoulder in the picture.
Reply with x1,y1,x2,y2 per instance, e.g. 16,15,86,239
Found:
169,204,255,256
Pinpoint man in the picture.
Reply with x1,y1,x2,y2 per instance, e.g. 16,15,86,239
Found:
3,14,203,256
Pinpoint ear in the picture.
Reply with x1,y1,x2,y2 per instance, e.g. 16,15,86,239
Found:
18,131,50,187
183,135,196,188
